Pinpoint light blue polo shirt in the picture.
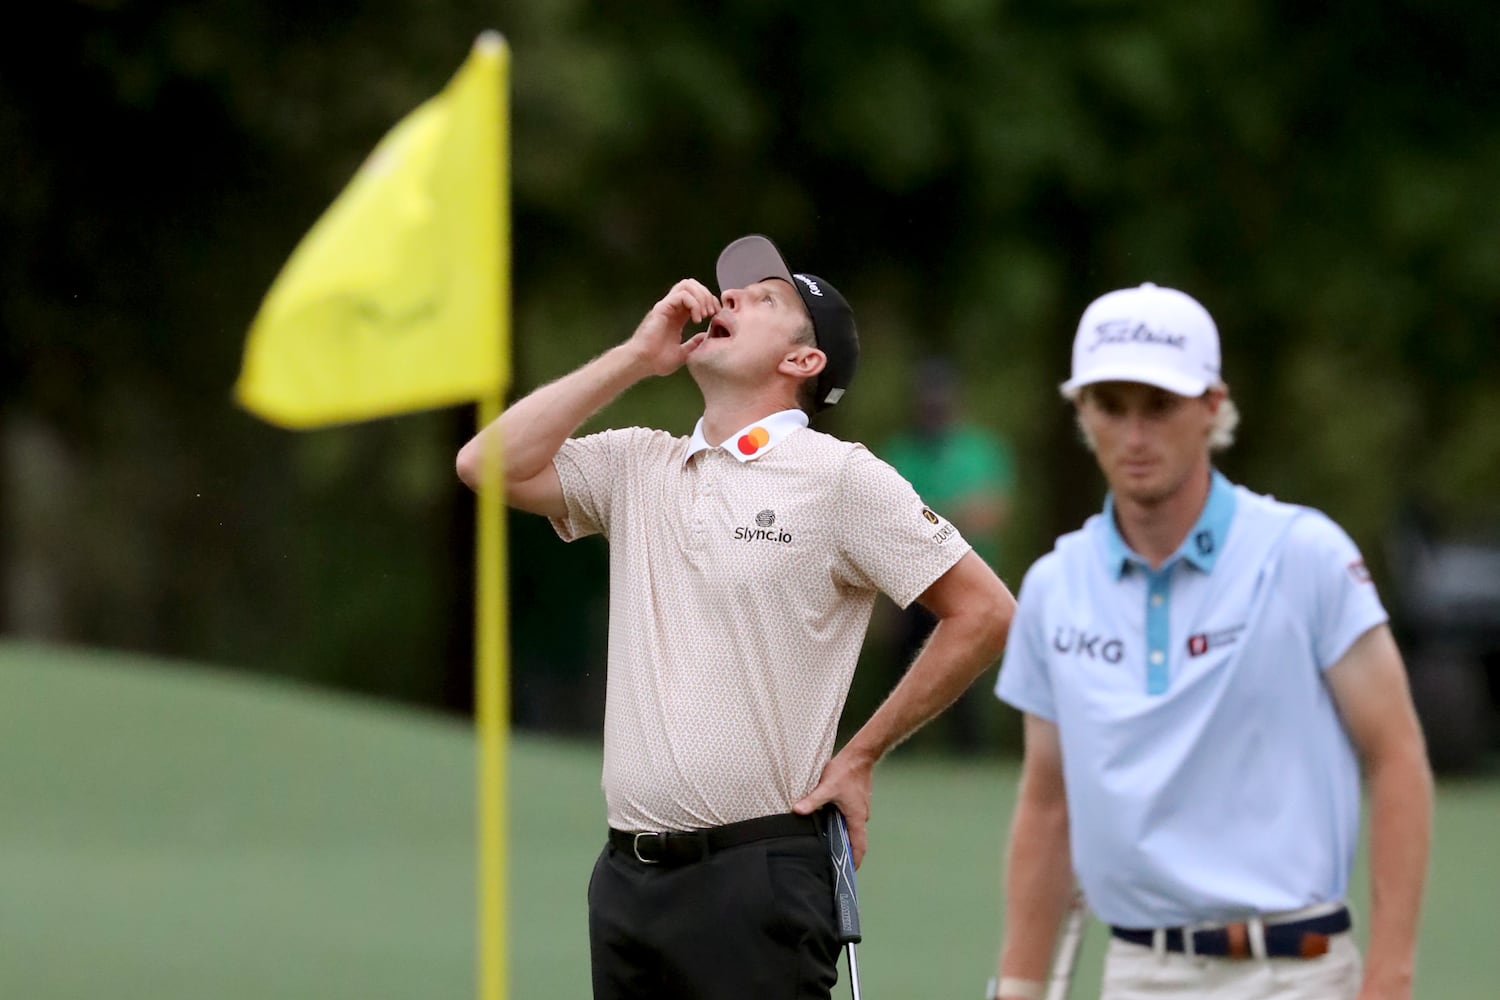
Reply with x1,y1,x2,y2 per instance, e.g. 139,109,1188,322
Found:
995,472,1388,928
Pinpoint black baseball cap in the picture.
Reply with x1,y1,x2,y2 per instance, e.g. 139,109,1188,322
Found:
715,234,860,411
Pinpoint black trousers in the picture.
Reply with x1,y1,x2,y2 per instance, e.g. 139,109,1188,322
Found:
588,830,841,1000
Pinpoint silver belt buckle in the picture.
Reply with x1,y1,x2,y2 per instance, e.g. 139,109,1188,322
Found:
633,832,662,864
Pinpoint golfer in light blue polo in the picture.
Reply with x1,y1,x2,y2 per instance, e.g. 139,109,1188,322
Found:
987,284,1433,1000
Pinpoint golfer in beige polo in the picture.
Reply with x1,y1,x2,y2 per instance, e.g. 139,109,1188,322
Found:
458,235,1015,1000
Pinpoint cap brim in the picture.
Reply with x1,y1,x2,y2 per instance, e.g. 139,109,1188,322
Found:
716,235,795,293
1062,364,1208,397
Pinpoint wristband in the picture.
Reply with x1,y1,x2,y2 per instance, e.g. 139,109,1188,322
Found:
986,976,1044,1000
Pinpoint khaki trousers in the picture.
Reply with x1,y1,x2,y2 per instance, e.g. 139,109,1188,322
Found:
1100,933,1361,999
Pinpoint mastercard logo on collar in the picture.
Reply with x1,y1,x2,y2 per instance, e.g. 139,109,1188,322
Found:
737,426,771,455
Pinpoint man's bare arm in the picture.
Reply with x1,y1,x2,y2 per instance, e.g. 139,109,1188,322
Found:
455,279,718,516
1324,624,1433,1000
994,714,1075,997
793,550,1014,863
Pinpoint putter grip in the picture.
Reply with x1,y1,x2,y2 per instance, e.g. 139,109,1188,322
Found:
822,806,863,944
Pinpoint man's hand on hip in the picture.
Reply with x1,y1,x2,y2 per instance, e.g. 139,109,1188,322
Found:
793,747,877,868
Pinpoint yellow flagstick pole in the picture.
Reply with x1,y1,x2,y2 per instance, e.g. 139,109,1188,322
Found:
476,391,509,1000
474,30,512,1000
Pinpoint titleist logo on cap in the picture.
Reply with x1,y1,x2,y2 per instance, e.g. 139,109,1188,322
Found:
1088,320,1187,352
794,274,823,297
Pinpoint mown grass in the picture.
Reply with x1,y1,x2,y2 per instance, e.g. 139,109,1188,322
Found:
1,642,1492,997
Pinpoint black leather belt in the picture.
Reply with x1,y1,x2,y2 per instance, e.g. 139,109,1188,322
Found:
1111,906,1351,959
608,812,819,865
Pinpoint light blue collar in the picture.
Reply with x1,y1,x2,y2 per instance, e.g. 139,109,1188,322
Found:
1101,470,1237,578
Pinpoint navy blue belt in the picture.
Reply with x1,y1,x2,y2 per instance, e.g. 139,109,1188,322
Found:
608,812,819,865
1111,906,1351,959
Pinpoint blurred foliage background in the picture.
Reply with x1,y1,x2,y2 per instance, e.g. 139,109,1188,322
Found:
3,0,1497,746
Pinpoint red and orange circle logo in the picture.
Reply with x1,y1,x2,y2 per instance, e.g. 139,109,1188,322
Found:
737,426,771,455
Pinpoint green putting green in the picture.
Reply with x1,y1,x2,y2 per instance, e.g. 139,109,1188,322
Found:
1,642,1493,997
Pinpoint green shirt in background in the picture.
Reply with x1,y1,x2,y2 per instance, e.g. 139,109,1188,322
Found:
881,424,1016,570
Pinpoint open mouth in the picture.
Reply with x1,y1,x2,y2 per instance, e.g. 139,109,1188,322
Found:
707,317,732,339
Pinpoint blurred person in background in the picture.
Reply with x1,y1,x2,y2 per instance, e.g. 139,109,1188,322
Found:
880,356,1016,752
458,235,1014,1000
989,283,1432,1000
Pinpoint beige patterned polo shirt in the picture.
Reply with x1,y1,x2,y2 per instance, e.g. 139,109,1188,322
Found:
550,409,971,833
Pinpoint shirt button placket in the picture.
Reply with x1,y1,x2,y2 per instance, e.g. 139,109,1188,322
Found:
1145,570,1171,695
690,457,712,537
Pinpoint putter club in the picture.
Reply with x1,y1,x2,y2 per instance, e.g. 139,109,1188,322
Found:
1045,890,1088,1000
821,805,863,1000
984,887,1087,1000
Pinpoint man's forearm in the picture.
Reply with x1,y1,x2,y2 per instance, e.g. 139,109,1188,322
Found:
997,793,1073,989
1361,739,1432,995
457,343,649,488
842,601,1007,763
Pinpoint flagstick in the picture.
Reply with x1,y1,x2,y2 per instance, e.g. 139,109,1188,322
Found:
231,28,513,990
476,394,509,1000
475,32,512,1000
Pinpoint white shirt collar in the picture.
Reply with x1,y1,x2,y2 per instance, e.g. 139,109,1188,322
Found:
683,409,810,464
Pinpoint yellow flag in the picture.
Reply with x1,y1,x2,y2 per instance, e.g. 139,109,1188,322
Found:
236,33,508,428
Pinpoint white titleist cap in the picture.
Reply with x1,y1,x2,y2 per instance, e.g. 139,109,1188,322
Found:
1062,282,1221,397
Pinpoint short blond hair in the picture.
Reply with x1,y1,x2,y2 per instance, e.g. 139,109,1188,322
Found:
1060,381,1240,453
